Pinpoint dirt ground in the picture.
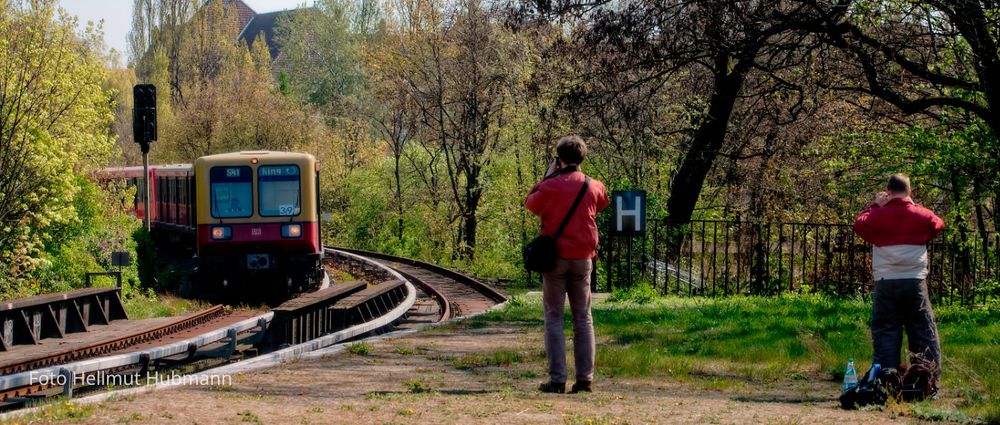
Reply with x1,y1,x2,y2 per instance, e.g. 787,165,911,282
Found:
20,320,932,424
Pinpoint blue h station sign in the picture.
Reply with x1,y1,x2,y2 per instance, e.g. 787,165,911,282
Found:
611,190,646,236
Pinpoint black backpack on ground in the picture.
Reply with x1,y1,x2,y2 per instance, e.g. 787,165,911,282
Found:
840,366,901,410
840,364,935,409
899,364,936,402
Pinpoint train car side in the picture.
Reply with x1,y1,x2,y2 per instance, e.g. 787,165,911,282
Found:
151,164,196,237
96,165,194,239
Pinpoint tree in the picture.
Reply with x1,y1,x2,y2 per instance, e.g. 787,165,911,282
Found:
126,0,321,162
104,58,141,165
786,0,1000,235
0,0,115,291
392,0,531,259
790,1,999,139
521,1,821,232
274,0,381,112
128,0,197,102
365,57,418,242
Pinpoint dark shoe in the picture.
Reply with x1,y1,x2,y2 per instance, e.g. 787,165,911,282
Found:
570,381,592,393
538,381,566,393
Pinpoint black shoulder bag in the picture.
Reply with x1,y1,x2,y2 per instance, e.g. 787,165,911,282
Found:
523,175,591,272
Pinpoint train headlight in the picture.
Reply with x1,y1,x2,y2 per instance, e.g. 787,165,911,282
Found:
211,226,231,240
281,224,302,238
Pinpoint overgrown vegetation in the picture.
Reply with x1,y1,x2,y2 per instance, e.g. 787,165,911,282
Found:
404,379,433,394
0,399,96,423
124,294,211,320
478,294,1000,423
452,351,524,369
4,0,1000,297
347,342,374,355
0,0,121,298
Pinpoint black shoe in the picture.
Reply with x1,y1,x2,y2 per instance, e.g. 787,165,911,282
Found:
570,381,592,393
538,381,566,393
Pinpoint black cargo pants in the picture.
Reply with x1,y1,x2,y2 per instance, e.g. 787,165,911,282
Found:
872,278,942,379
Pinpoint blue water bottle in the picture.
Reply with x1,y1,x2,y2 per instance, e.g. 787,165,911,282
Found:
868,363,881,382
843,358,858,390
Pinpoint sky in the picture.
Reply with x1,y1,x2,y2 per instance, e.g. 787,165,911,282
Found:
58,0,311,59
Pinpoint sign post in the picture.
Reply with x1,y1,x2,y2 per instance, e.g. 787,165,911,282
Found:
609,190,647,290
611,190,647,236
133,84,157,232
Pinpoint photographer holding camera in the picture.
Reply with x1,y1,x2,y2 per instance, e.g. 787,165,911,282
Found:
854,174,945,385
525,135,610,394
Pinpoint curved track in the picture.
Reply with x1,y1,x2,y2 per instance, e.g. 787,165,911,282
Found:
330,247,507,321
1,249,505,411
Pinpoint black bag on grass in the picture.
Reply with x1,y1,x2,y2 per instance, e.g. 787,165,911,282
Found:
841,363,937,409
899,364,935,402
840,366,901,410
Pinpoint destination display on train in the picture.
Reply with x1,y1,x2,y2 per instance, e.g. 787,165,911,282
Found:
211,166,252,182
259,166,299,177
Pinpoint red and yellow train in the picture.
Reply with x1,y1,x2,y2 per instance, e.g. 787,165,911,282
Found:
99,151,324,294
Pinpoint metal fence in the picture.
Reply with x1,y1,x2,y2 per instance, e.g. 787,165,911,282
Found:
602,219,999,306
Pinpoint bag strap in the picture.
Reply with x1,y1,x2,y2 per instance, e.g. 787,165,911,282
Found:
553,176,590,240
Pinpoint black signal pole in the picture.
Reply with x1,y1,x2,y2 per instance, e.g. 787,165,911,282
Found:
133,84,157,232
142,147,150,232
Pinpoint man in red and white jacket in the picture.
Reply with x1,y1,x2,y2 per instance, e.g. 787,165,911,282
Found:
854,174,945,381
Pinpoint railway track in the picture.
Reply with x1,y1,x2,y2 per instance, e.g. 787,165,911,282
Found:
0,248,505,411
331,247,507,320
0,305,230,377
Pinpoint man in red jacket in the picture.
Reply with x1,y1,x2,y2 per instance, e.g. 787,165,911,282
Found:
525,135,610,394
854,174,945,382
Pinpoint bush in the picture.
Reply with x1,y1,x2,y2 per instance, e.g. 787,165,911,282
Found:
608,281,660,304
6,177,144,300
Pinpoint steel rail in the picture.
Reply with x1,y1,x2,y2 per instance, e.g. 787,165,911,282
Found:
0,249,418,402
386,265,451,321
201,249,415,377
0,256,421,418
331,247,508,303
0,312,271,395
0,305,227,376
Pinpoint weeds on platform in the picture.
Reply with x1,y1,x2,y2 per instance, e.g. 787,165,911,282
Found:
404,379,433,393
477,293,1000,423
124,293,211,320
347,342,373,355
237,409,263,424
1,399,95,424
452,351,523,369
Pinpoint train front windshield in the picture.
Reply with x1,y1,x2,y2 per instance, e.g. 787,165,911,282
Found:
210,166,253,218
258,165,301,217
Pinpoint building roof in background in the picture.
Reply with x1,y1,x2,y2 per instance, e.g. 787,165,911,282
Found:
223,0,256,31
238,10,296,60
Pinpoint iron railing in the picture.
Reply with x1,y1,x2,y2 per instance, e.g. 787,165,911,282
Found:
602,219,998,305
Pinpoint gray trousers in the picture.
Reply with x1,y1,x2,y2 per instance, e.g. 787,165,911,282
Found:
872,278,942,378
542,258,595,383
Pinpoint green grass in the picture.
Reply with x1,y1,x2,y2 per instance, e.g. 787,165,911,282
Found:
0,399,95,424
404,379,433,393
479,293,1000,423
237,409,263,424
347,342,373,355
393,345,429,355
124,293,211,320
452,351,523,369
329,269,357,283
